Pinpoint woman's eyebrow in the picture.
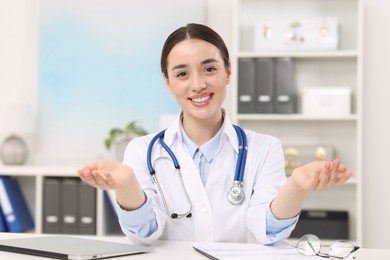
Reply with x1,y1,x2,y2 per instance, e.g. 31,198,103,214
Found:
171,64,188,71
201,58,219,65
171,58,219,72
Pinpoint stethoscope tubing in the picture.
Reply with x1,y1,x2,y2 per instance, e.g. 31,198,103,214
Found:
233,125,248,183
146,130,164,174
147,130,191,218
146,124,248,217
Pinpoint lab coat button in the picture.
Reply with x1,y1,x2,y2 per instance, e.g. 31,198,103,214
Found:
200,205,207,213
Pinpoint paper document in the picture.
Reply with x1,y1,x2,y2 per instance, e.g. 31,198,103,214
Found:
193,241,318,260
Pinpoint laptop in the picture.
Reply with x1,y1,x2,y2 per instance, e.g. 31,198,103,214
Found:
0,235,153,260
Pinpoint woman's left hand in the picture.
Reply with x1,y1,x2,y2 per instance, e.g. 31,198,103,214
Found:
291,159,352,192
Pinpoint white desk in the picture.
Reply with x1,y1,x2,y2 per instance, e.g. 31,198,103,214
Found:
1,233,390,260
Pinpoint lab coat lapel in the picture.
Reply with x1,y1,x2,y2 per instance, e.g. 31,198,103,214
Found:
164,118,214,241
173,140,215,241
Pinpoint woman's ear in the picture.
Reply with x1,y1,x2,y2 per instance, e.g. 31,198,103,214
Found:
163,73,173,94
226,67,232,85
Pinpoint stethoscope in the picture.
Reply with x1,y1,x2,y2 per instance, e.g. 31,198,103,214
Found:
146,124,248,219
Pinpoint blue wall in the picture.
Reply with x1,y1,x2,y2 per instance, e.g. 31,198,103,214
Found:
38,0,205,163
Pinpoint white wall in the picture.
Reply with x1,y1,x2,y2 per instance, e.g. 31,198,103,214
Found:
1,0,390,249
0,0,40,164
362,0,390,249
0,0,39,115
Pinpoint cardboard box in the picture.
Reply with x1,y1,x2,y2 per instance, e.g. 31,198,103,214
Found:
301,87,351,116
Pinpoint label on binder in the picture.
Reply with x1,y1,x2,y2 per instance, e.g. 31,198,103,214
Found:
239,95,252,102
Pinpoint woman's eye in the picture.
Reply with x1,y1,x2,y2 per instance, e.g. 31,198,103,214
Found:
205,67,217,73
176,71,188,77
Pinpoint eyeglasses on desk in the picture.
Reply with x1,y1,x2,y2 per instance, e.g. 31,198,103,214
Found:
296,234,360,260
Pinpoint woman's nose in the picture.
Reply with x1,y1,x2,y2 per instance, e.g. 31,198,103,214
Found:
192,73,207,91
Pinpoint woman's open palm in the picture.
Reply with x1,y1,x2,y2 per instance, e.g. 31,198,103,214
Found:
291,159,352,192
77,160,134,190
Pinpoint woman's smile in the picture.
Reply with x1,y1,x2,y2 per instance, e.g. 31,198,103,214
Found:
188,93,213,107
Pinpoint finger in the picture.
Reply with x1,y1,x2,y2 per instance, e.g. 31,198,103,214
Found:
326,162,341,188
78,176,100,190
77,167,91,176
332,159,348,173
335,171,353,184
91,171,109,189
77,170,95,183
338,164,348,173
307,168,321,191
332,159,341,167
331,159,340,170
316,165,331,191
104,172,117,187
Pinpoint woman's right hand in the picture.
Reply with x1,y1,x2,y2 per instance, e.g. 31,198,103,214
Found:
77,160,135,190
78,160,146,210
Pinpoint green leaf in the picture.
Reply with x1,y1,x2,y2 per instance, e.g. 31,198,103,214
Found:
104,121,148,150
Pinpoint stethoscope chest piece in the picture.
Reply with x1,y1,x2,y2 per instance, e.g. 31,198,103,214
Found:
227,181,245,205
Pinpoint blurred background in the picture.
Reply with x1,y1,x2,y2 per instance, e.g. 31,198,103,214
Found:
0,0,389,249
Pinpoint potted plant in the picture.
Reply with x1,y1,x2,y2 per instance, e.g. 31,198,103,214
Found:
104,121,148,161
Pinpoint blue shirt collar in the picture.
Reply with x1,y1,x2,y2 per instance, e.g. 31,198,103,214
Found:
181,118,224,163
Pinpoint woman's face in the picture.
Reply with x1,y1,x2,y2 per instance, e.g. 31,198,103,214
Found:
163,39,231,123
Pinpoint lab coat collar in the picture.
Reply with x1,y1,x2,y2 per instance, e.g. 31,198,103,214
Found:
221,112,240,154
163,109,240,154
163,113,183,147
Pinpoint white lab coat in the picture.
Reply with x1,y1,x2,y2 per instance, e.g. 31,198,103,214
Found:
120,114,294,245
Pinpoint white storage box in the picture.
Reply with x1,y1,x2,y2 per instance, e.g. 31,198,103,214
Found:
255,17,338,51
300,87,351,116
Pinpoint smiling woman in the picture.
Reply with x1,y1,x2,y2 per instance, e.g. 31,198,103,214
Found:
77,23,352,247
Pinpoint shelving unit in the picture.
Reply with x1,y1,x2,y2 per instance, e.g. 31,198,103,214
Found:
0,165,121,236
232,0,362,244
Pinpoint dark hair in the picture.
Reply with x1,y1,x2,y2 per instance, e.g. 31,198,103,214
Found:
160,23,230,78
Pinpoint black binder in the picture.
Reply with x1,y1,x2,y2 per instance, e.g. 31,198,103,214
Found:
291,209,349,239
78,181,96,234
61,178,79,234
274,58,296,114
42,178,61,233
255,58,274,113
237,58,256,113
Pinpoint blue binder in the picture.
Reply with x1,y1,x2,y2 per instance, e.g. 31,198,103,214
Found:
0,204,8,232
0,176,34,232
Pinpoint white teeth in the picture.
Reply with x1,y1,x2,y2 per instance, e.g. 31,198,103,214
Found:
192,95,211,103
